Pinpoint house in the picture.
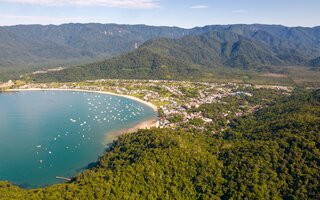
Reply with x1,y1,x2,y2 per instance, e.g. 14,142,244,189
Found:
0,80,14,88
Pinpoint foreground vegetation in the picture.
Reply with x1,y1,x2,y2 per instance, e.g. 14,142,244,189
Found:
0,88,319,199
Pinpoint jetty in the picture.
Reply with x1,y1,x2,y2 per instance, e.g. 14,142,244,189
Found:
56,176,72,181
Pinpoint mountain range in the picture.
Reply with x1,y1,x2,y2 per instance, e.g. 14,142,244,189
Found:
28,24,320,82
1,23,320,82
0,23,192,69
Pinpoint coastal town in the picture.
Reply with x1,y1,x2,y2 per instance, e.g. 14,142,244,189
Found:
2,79,293,131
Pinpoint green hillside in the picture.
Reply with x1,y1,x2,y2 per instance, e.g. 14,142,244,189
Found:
0,23,190,69
30,48,212,82
31,29,320,84
309,56,320,69
1,89,319,199
0,23,192,81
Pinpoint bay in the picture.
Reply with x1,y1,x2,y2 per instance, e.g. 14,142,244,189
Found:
0,90,157,188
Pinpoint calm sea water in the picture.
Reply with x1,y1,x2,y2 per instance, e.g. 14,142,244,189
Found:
0,90,157,188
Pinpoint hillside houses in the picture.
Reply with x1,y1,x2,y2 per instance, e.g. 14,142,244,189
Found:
9,79,291,129
0,80,14,89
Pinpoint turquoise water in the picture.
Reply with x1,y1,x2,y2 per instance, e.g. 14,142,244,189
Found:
0,90,157,188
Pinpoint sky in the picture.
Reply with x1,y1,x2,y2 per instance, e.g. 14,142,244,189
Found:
0,0,319,28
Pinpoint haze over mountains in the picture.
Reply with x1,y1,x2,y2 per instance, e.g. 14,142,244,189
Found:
1,23,320,82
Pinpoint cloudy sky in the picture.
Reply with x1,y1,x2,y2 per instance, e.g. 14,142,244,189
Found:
0,0,319,27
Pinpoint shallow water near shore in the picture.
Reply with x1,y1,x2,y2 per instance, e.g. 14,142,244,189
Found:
0,90,157,188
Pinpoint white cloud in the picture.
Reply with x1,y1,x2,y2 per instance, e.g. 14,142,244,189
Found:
1,0,159,9
190,5,208,9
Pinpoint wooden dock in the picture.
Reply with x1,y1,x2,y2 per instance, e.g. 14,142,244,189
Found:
56,176,72,181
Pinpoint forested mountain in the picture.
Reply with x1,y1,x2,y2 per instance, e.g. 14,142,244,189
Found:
192,24,320,59
1,23,320,70
31,25,320,82
139,31,296,69
30,47,211,82
0,23,190,68
309,56,320,69
1,89,319,199
1,23,320,82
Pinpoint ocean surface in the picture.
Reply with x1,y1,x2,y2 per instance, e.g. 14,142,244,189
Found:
0,90,157,188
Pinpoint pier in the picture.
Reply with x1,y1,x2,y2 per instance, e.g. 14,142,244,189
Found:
56,176,72,181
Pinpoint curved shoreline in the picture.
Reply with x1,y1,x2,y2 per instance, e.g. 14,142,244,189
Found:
7,88,159,143
8,88,158,112
104,118,158,143
1,88,159,187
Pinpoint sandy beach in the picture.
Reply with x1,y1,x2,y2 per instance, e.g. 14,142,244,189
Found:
8,88,159,142
104,118,158,143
